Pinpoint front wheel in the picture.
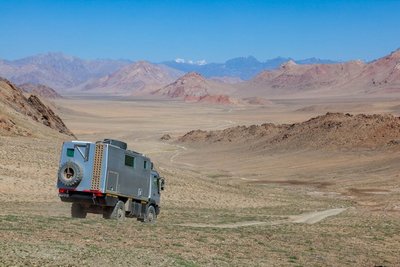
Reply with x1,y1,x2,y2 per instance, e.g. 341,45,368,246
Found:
144,205,157,224
103,201,125,221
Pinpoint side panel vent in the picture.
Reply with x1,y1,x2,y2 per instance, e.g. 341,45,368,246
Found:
91,143,104,190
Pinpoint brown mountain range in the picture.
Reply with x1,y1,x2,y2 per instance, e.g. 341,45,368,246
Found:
2,49,399,100
237,49,400,98
154,49,400,103
82,61,183,95
0,77,74,137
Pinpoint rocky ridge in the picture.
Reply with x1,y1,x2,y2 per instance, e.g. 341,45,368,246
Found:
0,77,74,137
179,112,400,150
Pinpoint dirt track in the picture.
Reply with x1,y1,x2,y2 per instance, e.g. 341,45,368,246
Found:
178,208,348,228
290,208,348,224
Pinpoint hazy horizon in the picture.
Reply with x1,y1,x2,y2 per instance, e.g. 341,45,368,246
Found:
1,0,400,62
0,50,346,63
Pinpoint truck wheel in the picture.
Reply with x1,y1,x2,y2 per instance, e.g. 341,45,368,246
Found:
144,205,157,224
107,201,125,221
71,203,87,218
58,161,83,187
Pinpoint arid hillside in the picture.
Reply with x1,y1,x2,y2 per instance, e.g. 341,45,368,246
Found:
179,112,400,151
0,77,74,137
19,83,63,99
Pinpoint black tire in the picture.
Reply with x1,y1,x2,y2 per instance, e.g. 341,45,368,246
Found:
104,201,125,221
71,203,87,218
144,205,157,224
58,161,83,187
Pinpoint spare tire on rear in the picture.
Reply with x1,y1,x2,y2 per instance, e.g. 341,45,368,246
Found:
58,161,83,186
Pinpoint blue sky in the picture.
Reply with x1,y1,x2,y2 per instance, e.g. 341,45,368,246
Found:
0,0,399,62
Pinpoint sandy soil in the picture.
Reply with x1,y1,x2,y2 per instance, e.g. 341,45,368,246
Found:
0,96,400,266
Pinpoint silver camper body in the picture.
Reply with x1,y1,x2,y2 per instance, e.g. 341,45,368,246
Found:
56,139,164,222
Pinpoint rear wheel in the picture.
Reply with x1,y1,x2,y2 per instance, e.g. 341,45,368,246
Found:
144,205,157,224
71,203,87,218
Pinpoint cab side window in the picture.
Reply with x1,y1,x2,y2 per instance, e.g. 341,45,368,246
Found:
125,155,135,168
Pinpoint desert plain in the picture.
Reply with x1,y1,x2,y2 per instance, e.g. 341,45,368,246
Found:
0,95,400,266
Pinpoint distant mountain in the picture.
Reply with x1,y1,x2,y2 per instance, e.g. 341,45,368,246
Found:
3,51,399,99
237,49,400,98
162,56,339,80
354,49,400,93
19,83,63,99
239,60,365,97
0,52,131,90
82,61,183,95
0,53,339,92
152,72,239,104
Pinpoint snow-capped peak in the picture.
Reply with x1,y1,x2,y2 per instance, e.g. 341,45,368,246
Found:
174,58,207,65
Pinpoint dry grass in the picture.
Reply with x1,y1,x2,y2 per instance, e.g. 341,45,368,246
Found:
0,96,400,266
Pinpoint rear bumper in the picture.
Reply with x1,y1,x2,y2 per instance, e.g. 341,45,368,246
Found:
59,190,118,207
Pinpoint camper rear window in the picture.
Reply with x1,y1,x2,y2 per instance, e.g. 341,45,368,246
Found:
125,155,135,167
67,148,74,157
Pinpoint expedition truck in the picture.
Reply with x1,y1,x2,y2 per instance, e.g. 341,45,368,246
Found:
56,139,165,222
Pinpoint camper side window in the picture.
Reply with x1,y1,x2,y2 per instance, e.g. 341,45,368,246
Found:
144,160,148,169
125,155,135,168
